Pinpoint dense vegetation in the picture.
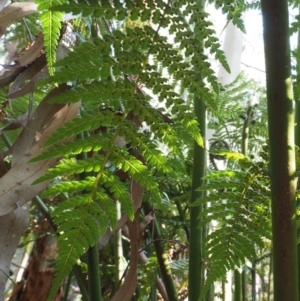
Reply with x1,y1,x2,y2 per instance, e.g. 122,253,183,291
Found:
0,0,298,301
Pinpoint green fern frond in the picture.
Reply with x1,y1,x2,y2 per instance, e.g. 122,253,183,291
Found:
111,148,160,199
209,0,246,33
48,193,110,299
32,157,104,184
41,177,96,197
99,171,134,217
30,136,110,162
197,153,271,300
123,129,172,173
42,111,121,147
51,0,127,19
36,0,65,75
48,81,134,104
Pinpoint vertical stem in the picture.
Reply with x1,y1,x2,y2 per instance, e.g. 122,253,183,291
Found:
62,271,73,301
251,262,256,301
73,265,90,301
189,94,206,301
241,99,253,301
267,251,273,301
189,3,206,300
114,201,123,283
261,1,298,300
241,104,255,156
77,134,102,301
222,280,225,301
87,244,102,301
241,269,246,301
234,270,241,301
143,201,179,301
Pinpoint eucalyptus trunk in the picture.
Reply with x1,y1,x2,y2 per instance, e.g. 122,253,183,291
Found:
261,1,298,300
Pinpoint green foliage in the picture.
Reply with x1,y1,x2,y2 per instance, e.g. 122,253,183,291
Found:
208,73,268,155
49,192,114,297
36,0,65,75
32,0,232,298
193,151,271,299
208,0,246,32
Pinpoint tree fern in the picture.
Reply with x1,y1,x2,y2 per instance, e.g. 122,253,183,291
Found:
192,151,271,300
32,0,233,299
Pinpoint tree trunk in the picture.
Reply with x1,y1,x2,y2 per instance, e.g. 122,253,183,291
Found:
261,1,298,300
294,5,300,297
8,220,63,301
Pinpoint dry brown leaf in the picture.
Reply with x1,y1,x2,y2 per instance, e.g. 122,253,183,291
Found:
7,66,49,100
0,110,33,133
0,65,25,88
0,1,37,28
139,212,154,235
15,33,44,67
8,55,47,96
0,84,80,216
110,220,140,301
1,35,45,96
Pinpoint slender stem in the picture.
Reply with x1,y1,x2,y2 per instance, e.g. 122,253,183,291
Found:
143,201,179,301
189,0,206,299
234,270,241,301
114,201,122,283
267,249,273,301
251,262,256,301
189,91,206,300
174,199,189,240
73,265,90,301
241,269,246,301
1,132,12,148
87,244,102,301
77,134,102,301
33,196,55,230
62,271,73,301
241,104,255,156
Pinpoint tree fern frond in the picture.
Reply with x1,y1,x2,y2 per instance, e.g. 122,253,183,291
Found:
48,80,134,104
32,157,104,184
30,136,111,162
197,153,271,300
41,177,96,197
36,0,65,75
48,193,110,299
41,111,121,147
123,129,173,174
209,0,246,33
111,148,160,199
99,171,134,217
